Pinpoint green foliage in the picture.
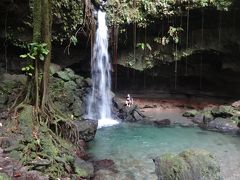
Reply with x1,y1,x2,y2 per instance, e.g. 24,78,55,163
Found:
52,0,84,43
168,26,184,44
137,42,152,50
106,0,233,27
20,43,49,76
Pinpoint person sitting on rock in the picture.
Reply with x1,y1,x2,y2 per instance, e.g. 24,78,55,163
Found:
126,94,133,107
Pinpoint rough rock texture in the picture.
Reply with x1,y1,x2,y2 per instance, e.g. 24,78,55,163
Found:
153,149,221,180
0,148,49,180
182,110,198,117
51,68,91,119
183,104,240,134
74,158,94,178
207,117,239,134
153,119,171,127
74,119,98,142
118,105,145,122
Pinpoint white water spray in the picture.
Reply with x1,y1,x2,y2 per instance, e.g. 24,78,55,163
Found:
87,10,118,128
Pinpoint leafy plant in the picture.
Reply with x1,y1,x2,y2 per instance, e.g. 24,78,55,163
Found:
20,43,49,76
168,26,183,44
137,42,152,50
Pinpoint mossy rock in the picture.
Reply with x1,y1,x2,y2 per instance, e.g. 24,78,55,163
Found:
154,153,190,180
211,105,234,118
64,81,77,90
183,110,198,117
180,149,220,180
153,149,221,180
19,105,34,140
74,158,94,178
56,71,71,81
65,68,76,80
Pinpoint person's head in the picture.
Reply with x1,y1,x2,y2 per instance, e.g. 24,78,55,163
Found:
127,94,130,98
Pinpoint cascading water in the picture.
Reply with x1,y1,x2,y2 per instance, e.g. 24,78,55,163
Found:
87,10,118,128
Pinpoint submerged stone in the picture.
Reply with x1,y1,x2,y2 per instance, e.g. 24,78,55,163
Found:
74,158,94,178
153,119,171,127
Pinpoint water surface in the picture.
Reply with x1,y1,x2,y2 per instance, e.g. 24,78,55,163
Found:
88,123,240,180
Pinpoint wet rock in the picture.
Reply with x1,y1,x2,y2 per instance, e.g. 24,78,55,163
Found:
182,109,198,117
74,119,98,142
83,78,92,87
231,100,240,109
93,159,116,172
207,117,239,134
75,76,85,88
49,63,61,75
56,71,71,81
65,68,76,81
153,149,221,180
64,81,77,90
192,108,214,125
71,98,84,117
211,105,234,118
142,104,157,108
73,158,94,178
112,97,124,110
153,119,171,127
119,105,145,122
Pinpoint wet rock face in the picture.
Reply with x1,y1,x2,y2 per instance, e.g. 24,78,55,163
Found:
51,68,92,119
153,149,221,180
153,119,171,127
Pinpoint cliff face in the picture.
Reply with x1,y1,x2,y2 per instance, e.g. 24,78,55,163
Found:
0,1,240,97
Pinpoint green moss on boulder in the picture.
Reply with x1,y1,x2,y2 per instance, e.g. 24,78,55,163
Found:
154,149,221,180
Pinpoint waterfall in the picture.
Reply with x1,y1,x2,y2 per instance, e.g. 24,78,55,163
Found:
87,10,118,128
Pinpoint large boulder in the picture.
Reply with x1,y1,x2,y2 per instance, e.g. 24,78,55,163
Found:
153,149,221,180
153,119,171,127
73,158,94,178
74,119,98,142
207,117,239,134
211,105,235,118
182,110,198,117
118,105,145,122
192,108,214,125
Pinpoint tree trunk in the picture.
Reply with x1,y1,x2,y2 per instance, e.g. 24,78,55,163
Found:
41,0,52,108
33,0,42,108
33,0,42,42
